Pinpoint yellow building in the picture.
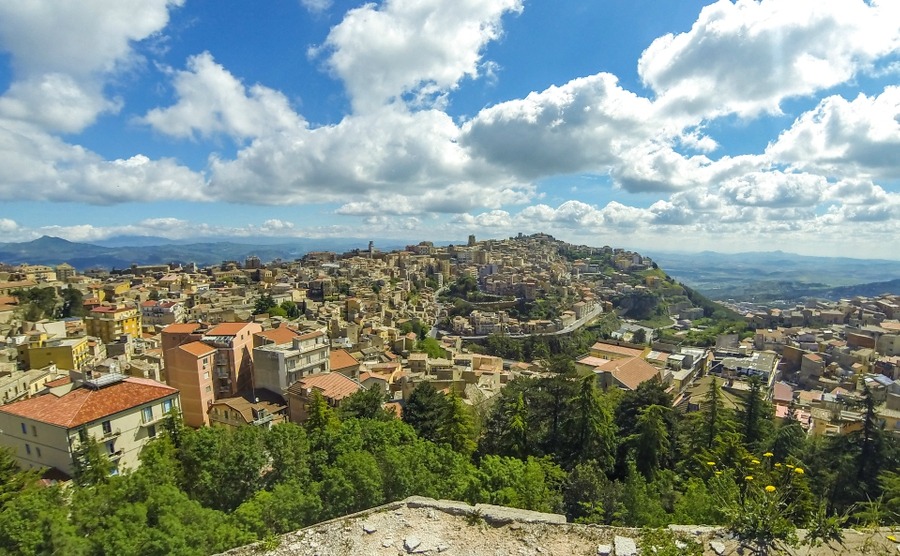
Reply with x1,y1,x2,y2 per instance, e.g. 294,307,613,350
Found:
17,335,91,371
85,305,142,343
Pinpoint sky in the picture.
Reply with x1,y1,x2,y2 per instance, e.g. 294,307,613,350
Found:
0,0,899,258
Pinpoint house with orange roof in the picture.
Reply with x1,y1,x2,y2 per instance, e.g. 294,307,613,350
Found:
0,374,179,476
286,372,361,423
84,303,141,343
594,356,664,392
589,340,645,361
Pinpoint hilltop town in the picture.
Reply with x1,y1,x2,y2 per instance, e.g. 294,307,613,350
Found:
2,233,898,446
0,233,899,555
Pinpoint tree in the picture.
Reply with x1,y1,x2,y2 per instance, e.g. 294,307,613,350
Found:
739,376,770,449
702,378,725,450
628,404,672,479
563,375,617,471
402,382,451,443
280,300,300,319
60,287,85,318
632,328,647,344
72,436,112,487
253,293,277,315
0,447,38,512
340,387,392,421
416,337,445,358
436,391,477,456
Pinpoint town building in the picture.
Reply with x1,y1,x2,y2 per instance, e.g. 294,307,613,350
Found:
0,374,179,476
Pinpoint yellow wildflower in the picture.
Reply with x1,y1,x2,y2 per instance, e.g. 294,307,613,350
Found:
745,475,754,481
886,535,897,543
794,467,805,475
763,452,773,458
765,485,776,492
774,463,782,468
786,464,795,469
707,461,716,466
715,471,722,476
751,459,760,465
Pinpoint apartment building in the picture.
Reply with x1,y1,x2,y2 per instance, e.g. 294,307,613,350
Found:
253,330,330,394
0,374,179,476
85,304,142,343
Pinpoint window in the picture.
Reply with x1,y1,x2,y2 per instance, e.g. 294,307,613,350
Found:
31,425,37,437
25,444,30,455
78,428,88,442
148,424,157,438
203,371,210,380
102,420,112,434
142,407,153,422
20,422,26,434
205,385,212,393
106,441,115,454
35,447,41,458
163,399,173,413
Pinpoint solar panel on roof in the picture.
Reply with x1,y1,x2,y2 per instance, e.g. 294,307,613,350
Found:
83,373,126,390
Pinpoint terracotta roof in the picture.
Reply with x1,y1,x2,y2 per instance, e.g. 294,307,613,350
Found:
576,355,611,368
45,376,73,388
590,342,644,358
0,377,177,429
773,381,793,403
288,372,360,401
330,349,359,371
163,323,201,334
178,341,217,358
206,322,253,336
597,356,659,391
255,326,300,345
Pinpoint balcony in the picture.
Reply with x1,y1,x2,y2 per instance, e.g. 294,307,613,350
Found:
100,428,121,439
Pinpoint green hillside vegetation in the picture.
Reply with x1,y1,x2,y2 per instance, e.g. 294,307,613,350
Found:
2,381,898,555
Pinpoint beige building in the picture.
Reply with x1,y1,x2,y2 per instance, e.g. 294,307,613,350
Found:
16,335,91,372
253,330,330,394
0,374,179,476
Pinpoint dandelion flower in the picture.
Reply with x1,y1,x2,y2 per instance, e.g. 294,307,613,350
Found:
786,464,795,469
752,459,760,465
775,463,782,468
707,461,716,466
763,452,773,458
765,485,776,492
745,475,754,481
794,467,804,475
715,471,722,476
887,535,897,543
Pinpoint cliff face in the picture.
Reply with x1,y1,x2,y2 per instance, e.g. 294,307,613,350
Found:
218,496,899,556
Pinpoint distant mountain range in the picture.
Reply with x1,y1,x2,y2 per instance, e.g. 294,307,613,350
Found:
647,250,900,302
0,236,416,271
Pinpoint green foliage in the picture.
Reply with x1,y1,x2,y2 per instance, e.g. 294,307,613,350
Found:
416,337,445,358
72,436,113,487
402,382,451,443
339,387,393,421
60,287,86,317
13,286,59,321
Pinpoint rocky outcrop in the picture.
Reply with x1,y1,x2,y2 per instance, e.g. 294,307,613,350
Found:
218,497,899,556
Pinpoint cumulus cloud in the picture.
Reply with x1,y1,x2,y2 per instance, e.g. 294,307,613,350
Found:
639,0,900,119
461,73,658,179
142,52,306,140
313,0,523,112
0,0,181,132
0,121,206,203
767,87,900,179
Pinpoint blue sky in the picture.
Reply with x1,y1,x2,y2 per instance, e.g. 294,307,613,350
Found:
1,0,899,258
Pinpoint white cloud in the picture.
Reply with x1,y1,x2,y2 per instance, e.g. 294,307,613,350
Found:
0,218,18,233
720,171,827,207
299,0,331,14
767,87,900,180
142,52,306,140
0,0,181,132
313,0,523,112
639,0,900,119
461,73,658,179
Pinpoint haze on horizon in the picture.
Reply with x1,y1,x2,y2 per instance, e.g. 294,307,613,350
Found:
0,0,898,259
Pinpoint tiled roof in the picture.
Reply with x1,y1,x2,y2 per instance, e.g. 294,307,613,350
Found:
297,330,325,341
288,372,360,401
0,377,177,429
597,356,659,391
178,341,217,358
163,323,201,334
590,342,644,358
330,349,359,371
207,322,252,336
255,326,300,345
